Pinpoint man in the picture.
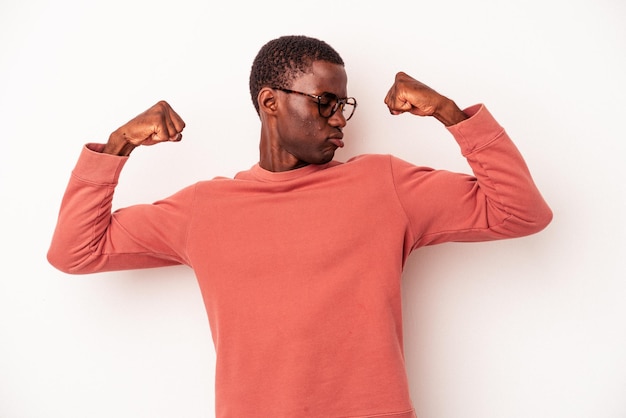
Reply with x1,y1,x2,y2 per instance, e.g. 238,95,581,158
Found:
48,35,552,418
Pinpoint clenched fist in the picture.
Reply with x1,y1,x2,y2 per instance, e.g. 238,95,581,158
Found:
103,101,186,156
384,72,468,126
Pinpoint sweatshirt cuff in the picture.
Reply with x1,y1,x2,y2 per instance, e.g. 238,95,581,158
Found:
446,104,506,156
71,143,129,185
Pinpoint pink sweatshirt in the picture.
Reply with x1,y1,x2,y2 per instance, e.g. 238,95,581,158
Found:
48,104,552,418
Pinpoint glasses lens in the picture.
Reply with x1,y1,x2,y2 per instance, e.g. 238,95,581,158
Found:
341,98,356,120
317,93,338,118
316,93,357,120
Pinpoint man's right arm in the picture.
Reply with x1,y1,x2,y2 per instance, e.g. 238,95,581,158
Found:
47,101,191,274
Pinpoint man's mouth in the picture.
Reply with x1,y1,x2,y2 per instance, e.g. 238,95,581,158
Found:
328,134,344,148
329,138,344,148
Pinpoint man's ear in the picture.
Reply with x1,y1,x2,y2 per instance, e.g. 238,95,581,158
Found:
258,87,279,116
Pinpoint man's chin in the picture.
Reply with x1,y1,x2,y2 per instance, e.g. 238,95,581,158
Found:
315,150,336,165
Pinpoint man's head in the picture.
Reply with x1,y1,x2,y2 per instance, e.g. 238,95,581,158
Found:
251,35,355,172
249,35,345,115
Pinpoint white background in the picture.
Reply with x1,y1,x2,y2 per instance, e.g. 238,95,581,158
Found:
1,1,625,417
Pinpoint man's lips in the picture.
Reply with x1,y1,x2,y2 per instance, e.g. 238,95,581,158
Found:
328,135,344,148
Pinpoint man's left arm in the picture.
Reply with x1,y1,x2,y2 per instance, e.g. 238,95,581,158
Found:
385,72,553,246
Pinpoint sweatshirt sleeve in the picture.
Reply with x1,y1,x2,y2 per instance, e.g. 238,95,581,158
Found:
391,104,553,249
47,144,196,274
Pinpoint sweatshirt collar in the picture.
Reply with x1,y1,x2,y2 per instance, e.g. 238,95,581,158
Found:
244,161,334,182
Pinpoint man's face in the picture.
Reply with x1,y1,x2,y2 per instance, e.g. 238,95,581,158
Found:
273,61,349,167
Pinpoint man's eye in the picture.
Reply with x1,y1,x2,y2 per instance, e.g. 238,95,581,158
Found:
319,94,337,106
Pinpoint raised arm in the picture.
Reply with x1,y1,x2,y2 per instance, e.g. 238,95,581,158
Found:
384,72,552,247
47,101,193,274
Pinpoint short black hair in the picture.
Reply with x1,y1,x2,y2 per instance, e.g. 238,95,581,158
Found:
249,35,344,115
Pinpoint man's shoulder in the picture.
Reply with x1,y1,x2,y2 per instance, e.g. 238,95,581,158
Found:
341,153,420,173
343,153,393,166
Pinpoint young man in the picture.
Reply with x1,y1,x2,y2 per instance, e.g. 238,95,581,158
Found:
48,35,552,418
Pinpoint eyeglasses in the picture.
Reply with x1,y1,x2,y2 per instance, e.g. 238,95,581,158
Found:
274,88,357,121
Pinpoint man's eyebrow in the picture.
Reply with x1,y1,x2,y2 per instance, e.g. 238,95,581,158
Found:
320,91,346,99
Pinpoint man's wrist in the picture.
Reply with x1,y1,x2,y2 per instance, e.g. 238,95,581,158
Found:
433,98,469,127
103,131,136,156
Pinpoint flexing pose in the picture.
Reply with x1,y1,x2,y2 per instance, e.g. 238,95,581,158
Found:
48,35,552,418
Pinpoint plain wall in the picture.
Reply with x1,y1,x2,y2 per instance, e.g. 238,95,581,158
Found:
1,0,624,417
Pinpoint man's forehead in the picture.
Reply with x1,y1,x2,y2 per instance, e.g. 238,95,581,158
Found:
291,61,348,93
